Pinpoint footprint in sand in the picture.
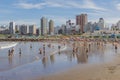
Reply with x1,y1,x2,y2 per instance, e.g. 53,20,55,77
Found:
106,66,117,74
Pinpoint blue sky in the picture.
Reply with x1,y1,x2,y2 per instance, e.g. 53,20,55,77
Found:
0,0,120,27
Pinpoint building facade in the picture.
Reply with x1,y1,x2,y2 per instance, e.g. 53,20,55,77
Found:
117,20,120,30
29,25,36,35
9,22,15,34
97,18,105,30
41,17,47,36
19,24,29,35
49,20,54,35
76,14,88,33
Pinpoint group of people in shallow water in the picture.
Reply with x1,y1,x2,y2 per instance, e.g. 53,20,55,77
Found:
7,39,119,59
8,47,22,57
39,44,46,55
71,39,119,58
8,43,60,57
8,48,14,57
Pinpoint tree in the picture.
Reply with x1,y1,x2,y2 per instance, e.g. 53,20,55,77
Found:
15,30,19,34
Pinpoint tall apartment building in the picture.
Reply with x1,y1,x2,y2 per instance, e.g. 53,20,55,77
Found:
9,22,15,34
29,25,36,35
97,18,105,30
49,20,54,35
41,17,47,36
76,14,88,33
117,20,120,30
19,24,29,35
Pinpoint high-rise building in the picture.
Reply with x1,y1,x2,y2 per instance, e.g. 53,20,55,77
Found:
41,17,47,36
36,28,40,36
15,25,20,33
19,24,29,35
49,20,54,35
9,22,15,34
61,24,67,34
84,22,93,33
29,25,36,35
54,26,61,34
76,14,88,33
117,20,120,30
66,20,72,34
97,18,105,30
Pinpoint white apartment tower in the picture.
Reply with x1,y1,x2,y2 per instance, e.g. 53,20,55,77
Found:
20,24,29,35
29,25,36,35
49,20,54,35
41,17,47,36
9,22,15,34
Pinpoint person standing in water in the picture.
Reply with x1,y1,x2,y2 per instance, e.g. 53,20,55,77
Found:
43,44,45,54
115,44,117,50
19,48,22,55
8,49,11,56
39,48,42,54
30,44,32,48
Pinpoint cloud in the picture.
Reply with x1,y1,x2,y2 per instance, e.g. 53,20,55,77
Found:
66,0,106,11
15,0,107,11
81,0,106,11
116,3,120,10
105,17,120,24
15,3,46,9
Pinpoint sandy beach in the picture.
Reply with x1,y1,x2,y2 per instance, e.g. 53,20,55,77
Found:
33,41,120,80
0,40,120,80
35,55,120,80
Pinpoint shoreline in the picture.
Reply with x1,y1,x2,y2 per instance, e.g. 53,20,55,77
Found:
33,42,120,80
0,39,119,80
0,38,116,42
0,38,63,42
0,42,67,72
35,54,120,80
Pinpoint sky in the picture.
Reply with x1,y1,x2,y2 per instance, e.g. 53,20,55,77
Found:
0,0,120,27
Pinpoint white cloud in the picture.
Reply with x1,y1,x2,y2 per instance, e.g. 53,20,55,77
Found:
15,3,46,9
105,17,120,24
116,3,120,10
81,0,106,11
15,0,107,11
45,2,70,8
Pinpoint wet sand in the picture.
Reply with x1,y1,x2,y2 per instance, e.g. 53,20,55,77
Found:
34,41,120,80
0,40,120,80
35,55,120,80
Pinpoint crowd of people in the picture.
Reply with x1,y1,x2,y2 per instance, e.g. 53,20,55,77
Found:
7,38,119,62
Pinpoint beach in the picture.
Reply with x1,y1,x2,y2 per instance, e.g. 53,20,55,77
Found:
35,55,120,80
34,41,120,80
0,40,119,80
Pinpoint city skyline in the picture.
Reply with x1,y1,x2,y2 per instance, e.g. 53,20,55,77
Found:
0,0,120,26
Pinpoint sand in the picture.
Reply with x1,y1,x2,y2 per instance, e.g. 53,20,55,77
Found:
34,53,120,80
